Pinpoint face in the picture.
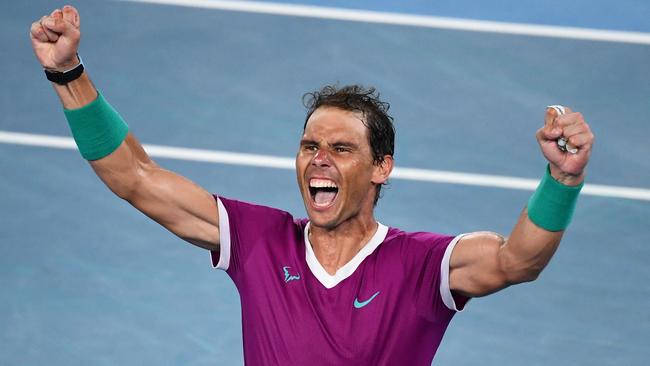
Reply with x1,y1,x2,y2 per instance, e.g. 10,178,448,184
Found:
296,107,392,229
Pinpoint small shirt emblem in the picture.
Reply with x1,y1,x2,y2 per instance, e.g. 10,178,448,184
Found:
283,266,301,283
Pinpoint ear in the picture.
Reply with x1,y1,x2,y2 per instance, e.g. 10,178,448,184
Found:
371,155,394,185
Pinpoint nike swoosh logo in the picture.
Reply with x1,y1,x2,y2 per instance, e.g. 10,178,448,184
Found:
354,291,380,309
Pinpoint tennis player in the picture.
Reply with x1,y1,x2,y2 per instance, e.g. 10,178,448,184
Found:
30,5,595,365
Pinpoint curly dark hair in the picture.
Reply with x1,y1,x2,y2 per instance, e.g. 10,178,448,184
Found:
302,85,395,204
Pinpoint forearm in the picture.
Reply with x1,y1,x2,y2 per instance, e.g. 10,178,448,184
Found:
50,67,153,199
500,168,584,283
499,210,564,283
51,66,98,109
90,133,156,200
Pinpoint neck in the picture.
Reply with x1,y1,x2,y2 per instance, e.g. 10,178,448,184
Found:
308,214,378,275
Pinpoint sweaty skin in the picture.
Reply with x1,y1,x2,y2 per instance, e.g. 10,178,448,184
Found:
30,5,220,251
296,107,393,275
449,106,593,297
31,5,594,299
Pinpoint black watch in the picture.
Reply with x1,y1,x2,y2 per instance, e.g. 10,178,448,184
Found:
44,55,84,85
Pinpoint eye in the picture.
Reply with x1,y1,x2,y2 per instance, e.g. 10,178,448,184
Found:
303,144,318,152
334,147,350,153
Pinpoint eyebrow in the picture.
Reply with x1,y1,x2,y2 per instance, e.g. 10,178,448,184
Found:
299,139,318,146
330,141,359,150
300,139,359,149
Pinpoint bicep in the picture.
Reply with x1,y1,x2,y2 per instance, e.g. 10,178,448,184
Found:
448,232,510,297
128,167,220,250
90,134,220,250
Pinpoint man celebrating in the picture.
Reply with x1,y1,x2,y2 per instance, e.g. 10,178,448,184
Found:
30,5,594,365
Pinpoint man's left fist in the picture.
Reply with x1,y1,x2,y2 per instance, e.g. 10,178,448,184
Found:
536,106,595,185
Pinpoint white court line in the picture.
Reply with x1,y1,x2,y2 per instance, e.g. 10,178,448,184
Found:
2,130,649,201
118,0,650,45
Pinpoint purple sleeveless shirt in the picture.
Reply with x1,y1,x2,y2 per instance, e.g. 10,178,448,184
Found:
211,196,467,365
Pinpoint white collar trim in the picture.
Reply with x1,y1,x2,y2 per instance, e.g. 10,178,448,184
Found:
304,222,389,289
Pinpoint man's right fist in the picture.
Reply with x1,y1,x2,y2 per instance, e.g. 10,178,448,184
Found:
30,5,81,71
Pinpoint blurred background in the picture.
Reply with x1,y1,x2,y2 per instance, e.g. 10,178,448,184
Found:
2,0,649,364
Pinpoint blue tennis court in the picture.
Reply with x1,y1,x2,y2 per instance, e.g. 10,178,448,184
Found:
2,0,649,364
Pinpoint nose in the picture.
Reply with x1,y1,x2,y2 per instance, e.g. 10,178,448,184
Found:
312,149,331,167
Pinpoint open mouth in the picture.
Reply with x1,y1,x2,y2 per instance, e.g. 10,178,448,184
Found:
308,178,339,208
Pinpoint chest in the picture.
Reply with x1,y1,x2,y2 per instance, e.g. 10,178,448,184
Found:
237,240,417,356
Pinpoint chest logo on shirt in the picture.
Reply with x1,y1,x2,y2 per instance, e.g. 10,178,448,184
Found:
353,291,380,309
282,266,301,283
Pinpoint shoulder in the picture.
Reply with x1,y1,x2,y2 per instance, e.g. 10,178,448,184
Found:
215,195,305,233
378,226,458,268
384,226,456,251
216,195,295,219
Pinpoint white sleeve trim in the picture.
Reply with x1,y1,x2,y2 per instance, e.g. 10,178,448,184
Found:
212,197,231,271
440,234,467,312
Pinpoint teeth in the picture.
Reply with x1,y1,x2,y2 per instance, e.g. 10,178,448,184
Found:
309,178,338,189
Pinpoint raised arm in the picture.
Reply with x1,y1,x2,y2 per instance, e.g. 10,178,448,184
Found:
449,106,594,297
30,5,220,251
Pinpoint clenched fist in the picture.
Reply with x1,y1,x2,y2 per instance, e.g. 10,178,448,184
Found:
30,5,81,71
536,106,595,184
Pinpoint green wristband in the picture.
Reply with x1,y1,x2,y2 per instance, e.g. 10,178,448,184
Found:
64,92,129,161
527,165,583,232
